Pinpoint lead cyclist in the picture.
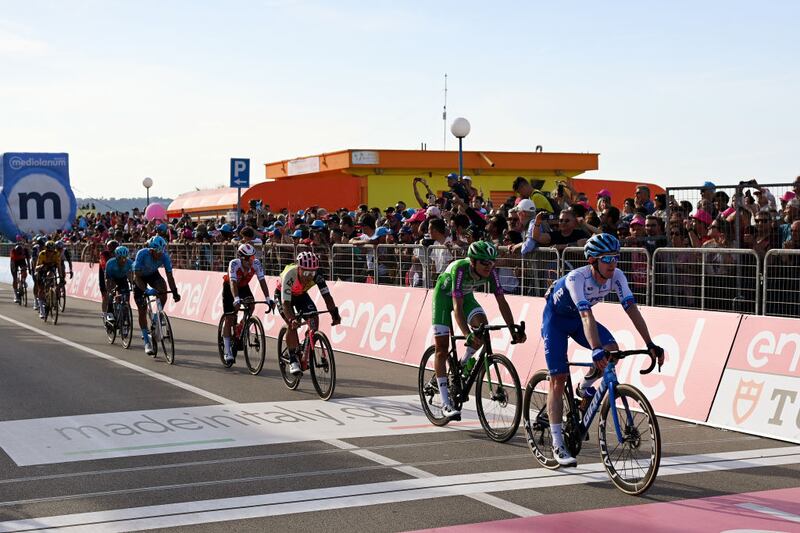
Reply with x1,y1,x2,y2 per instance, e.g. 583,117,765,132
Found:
431,241,526,420
542,233,664,467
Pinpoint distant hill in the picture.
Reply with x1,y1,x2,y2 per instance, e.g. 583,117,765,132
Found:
76,197,172,214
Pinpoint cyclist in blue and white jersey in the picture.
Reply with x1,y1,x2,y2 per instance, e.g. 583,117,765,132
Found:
104,246,134,323
543,233,663,466
133,236,181,355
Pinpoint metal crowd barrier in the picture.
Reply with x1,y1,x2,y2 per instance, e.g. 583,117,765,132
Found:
763,249,800,318
562,246,652,306
652,247,760,314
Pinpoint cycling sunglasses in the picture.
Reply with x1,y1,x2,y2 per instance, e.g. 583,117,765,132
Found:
598,254,619,264
477,259,495,267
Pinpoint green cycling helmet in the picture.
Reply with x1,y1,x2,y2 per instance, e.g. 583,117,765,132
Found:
467,240,498,262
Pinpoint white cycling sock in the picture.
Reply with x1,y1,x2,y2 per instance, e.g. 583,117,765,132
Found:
551,423,564,448
223,336,231,353
460,345,477,364
437,376,450,407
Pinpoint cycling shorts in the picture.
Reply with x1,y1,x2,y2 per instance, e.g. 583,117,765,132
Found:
11,259,27,273
133,272,166,306
98,266,106,293
542,304,616,375
274,289,317,320
431,290,484,337
222,282,254,315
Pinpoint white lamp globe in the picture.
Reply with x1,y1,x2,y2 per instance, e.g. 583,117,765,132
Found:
450,117,471,138
142,177,153,189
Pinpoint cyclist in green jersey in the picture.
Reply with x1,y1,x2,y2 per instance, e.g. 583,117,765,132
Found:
431,241,526,418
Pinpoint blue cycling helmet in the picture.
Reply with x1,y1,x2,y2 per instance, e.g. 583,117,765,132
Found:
114,246,129,258
584,233,620,259
148,235,167,252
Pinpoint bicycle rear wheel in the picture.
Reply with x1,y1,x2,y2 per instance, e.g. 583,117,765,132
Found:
417,346,454,427
475,353,522,443
522,370,573,470
120,304,133,349
21,282,28,307
243,317,266,375
599,384,661,495
59,285,66,312
276,326,300,390
309,332,335,400
50,288,59,325
217,315,232,367
159,312,175,364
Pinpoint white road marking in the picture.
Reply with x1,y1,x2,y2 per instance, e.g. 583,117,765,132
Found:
737,503,800,523
0,312,234,404
0,446,797,532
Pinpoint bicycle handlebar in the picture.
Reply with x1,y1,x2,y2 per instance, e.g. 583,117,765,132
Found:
607,348,661,375
455,322,526,344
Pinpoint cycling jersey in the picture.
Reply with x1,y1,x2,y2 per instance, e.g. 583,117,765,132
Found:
546,265,635,317
105,257,133,280
10,247,29,262
431,258,503,335
99,250,113,270
36,250,62,269
224,258,265,288
132,248,173,276
276,264,329,303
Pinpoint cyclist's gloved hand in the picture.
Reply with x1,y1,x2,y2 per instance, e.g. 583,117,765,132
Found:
330,306,341,326
647,342,665,371
173,292,181,303
144,288,157,297
591,347,608,361
233,296,241,307
511,325,526,345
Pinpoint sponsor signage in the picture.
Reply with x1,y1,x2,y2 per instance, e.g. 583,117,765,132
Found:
0,395,479,466
0,152,77,238
708,315,800,443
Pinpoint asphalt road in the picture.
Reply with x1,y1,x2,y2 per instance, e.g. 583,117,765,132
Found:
0,284,797,532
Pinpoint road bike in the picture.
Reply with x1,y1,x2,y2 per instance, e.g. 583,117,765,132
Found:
105,288,134,349
144,290,175,364
522,349,662,495
276,310,336,400
418,322,525,443
41,270,61,325
216,297,272,375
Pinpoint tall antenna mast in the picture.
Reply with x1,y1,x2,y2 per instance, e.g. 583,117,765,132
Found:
442,73,448,150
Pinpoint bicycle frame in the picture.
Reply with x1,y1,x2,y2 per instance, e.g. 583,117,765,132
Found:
565,361,630,446
145,294,165,341
448,331,493,402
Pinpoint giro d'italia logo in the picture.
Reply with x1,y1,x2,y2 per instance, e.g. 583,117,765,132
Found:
6,173,71,233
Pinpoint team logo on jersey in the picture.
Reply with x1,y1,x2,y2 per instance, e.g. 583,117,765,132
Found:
732,378,763,424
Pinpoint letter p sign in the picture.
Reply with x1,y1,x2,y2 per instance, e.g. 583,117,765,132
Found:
230,158,250,188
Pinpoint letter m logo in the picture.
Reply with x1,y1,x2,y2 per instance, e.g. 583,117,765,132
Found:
18,192,61,219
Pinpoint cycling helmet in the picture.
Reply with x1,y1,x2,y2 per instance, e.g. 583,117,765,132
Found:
584,233,620,259
114,246,129,258
467,241,498,262
13,243,23,251
148,235,167,252
237,243,256,257
36,236,46,245
45,240,56,250
106,239,119,251
297,251,319,270
55,241,65,250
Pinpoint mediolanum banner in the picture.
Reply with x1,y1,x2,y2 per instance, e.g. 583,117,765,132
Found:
708,315,800,443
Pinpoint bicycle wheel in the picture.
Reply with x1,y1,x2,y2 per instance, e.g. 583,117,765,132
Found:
217,315,232,367
21,282,28,307
276,326,300,389
148,315,159,358
59,285,66,312
599,384,661,495
120,304,133,349
417,345,454,427
475,353,522,443
159,312,175,364
106,308,117,344
243,317,266,375
309,332,336,400
50,288,59,325
522,370,573,470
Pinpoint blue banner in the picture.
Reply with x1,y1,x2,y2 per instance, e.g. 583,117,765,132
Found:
0,153,77,239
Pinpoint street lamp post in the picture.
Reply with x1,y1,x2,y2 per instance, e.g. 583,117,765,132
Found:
142,177,153,207
450,117,471,179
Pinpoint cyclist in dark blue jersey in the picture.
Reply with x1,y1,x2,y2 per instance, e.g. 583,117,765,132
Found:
104,246,134,323
133,236,181,355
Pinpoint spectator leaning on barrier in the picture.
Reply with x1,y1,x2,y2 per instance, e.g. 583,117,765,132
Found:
507,199,537,255
534,207,591,251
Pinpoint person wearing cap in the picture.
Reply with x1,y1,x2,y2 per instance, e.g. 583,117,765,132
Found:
688,209,713,247
512,176,555,214
700,181,717,205
596,189,612,213
426,205,442,219
508,199,539,255
444,172,470,203
461,175,477,199
310,219,329,247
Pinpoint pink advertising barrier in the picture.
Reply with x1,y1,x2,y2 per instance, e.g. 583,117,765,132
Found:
707,314,800,443
524,303,742,423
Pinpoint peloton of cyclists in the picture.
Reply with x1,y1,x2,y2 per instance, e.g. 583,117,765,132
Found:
431,241,526,419
221,243,274,365
132,236,181,355
542,233,664,467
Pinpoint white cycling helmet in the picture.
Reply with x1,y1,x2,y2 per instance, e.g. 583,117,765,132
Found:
297,251,319,270
237,243,256,257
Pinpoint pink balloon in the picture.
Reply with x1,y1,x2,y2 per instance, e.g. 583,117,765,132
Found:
145,202,167,222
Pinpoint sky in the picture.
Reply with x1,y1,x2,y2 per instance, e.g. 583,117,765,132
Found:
1,0,798,199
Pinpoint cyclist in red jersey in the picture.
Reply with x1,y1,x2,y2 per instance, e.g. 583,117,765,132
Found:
9,239,31,303
221,243,274,364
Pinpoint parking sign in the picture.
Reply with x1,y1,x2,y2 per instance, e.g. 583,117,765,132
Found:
230,158,250,188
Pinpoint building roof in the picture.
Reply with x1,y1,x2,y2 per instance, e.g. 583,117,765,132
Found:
166,188,240,215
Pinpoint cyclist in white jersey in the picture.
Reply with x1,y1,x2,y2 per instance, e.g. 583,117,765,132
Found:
542,233,663,466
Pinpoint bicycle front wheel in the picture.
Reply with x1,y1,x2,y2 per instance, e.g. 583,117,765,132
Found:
599,384,661,495
475,353,522,442
50,288,59,325
309,332,336,400
243,317,266,375
217,315,232,367
121,304,133,349
159,312,175,364
276,327,300,390
522,369,573,470
106,310,117,344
